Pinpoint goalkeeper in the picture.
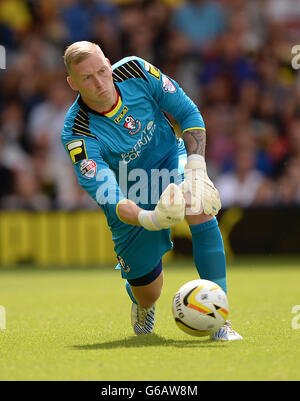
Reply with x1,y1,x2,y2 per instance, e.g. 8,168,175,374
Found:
61,41,242,341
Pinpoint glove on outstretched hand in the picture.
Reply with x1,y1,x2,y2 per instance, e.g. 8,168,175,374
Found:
138,183,186,231
180,155,221,216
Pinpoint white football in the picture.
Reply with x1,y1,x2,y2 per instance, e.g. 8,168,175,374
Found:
172,279,229,337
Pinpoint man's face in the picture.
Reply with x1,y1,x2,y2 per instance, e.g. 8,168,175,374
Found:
67,50,115,107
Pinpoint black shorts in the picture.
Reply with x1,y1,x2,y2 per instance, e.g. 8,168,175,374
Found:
127,259,162,286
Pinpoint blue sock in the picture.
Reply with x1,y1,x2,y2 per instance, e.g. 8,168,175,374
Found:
189,217,227,294
125,280,137,304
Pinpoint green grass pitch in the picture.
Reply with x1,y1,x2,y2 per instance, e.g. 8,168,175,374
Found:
0,257,300,381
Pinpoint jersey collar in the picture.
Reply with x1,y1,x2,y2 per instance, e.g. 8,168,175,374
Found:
77,86,122,118
101,89,122,117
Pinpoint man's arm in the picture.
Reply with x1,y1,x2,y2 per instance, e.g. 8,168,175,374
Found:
116,199,141,226
62,130,185,231
182,128,206,157
117,184,186,231
181,128,221,216
133,57,220,216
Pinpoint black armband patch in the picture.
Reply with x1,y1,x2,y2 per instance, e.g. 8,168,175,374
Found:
66,139,88,164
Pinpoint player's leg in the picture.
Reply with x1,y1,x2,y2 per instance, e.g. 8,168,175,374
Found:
185,213,227,294
127,261,163,334
175,138,228,293
176,140,242,340
115,227,170,335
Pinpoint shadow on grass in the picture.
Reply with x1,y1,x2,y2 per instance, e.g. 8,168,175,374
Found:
71,333,227,350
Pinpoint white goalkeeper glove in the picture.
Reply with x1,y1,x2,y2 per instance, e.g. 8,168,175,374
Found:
180,154,221,216
138,183,186,231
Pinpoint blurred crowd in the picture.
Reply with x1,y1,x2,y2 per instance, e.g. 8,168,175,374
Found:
0,0,300,210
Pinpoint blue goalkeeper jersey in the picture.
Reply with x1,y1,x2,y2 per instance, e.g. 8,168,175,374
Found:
61,56,205,259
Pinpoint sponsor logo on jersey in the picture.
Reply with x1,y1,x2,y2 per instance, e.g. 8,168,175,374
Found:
162,75,176,93
144,61,161,80
114,106,128,124
123,115,141,135
79,159,97,179
66,139,88,164
121,121,156,164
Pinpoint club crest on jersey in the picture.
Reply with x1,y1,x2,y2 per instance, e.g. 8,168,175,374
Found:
123,115,141,135
117,256,130,273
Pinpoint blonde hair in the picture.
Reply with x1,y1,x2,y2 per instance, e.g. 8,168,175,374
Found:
63,41,104,74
